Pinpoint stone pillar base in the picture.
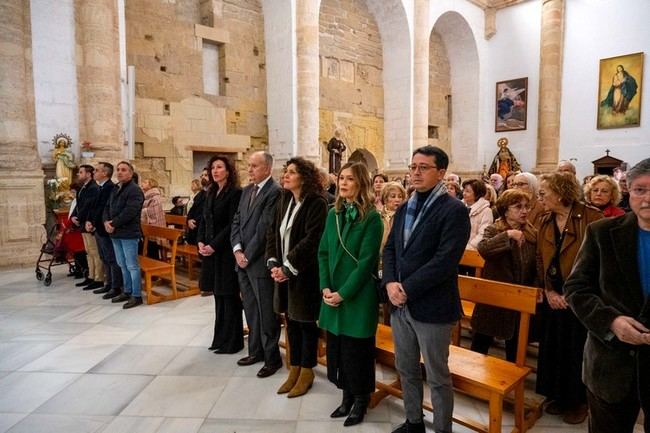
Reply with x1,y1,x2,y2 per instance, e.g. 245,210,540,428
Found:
0,172,47,267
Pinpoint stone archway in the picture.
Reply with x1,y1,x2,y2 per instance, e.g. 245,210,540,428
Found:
431,12,479,172
348,148,379,174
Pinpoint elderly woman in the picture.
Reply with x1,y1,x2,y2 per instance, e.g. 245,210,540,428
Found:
536,172,602,424
141,178,166,260
462,179,493,250
267,157,328,398
512,172,544,225
470,189,539,362
318,162,383,427
379,181,407,252
584,174,625,217
198,155,243,354
372,173,388,212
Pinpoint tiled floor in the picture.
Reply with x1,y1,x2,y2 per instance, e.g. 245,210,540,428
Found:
0,267,631,433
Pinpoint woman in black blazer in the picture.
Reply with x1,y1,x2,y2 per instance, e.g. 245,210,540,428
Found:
198,155,243,354
267,157,328,398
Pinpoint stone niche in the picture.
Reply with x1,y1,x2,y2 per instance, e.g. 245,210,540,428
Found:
319,0,384,171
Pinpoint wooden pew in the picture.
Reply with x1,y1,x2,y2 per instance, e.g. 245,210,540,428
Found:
453,249,486,345
371,275,541,433
139,224,199,304
163,214,201,280
165,213,187,229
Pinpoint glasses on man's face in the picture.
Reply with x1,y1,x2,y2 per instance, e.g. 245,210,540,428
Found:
512,182,528,187
408,164,436,173
630,187,650,198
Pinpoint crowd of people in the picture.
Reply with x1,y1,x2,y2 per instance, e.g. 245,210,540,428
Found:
60,149,650,433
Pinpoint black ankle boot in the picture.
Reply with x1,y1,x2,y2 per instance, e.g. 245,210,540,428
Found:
343,394,369,427
330,389,354,418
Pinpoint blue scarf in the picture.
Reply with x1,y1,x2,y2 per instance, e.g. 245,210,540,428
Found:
403,182,447,247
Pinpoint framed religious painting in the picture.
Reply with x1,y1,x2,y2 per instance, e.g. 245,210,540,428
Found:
597,52,643,129
495,77,528,132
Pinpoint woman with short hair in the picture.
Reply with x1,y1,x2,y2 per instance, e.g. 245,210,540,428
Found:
512,172,544,225
462,179,493,250
584,174,625,217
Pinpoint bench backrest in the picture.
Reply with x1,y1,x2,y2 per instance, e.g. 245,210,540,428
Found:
458,275,539,367
141,224,183,265
459,249,485,277
165,213,187,229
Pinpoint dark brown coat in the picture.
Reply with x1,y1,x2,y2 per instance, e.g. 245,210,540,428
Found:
472,221,539,339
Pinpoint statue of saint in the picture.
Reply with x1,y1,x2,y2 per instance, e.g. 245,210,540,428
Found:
327,133,346,174
52,134,75,188
488,138,520,179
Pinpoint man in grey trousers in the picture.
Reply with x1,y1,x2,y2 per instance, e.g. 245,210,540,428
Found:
231,151,282,377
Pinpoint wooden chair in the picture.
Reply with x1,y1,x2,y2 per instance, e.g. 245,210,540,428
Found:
371,275,541,433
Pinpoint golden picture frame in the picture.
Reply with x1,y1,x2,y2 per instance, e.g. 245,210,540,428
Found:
597,52,643,129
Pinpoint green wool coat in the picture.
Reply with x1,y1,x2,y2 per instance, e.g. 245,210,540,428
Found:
318,207,383,338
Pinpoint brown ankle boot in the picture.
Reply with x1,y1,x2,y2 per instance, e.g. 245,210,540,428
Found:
277,366,301,394
287,367,314,398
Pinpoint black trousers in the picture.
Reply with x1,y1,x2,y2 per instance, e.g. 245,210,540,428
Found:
326,331,376,395
96,234,122,290
470,332,518,363
286,319,319,368
587,388,649,433
211,293,244,353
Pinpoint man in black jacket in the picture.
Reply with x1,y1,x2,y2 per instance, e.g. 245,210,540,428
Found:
85,162,122,299
72,165,102,290
104,161,144,309
382,146,470,433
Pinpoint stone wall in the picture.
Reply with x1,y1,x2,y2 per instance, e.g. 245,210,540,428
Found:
428,31,451,155
319,0,384,172
126,0,266,197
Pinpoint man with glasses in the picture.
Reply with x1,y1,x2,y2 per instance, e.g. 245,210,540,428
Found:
382,146,470,433
565,157,650,433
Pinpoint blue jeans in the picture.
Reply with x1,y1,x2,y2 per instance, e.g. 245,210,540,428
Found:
111,238,141,297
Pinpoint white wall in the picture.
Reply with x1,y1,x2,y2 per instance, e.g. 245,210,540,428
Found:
30,0,79,164
560,0,650,178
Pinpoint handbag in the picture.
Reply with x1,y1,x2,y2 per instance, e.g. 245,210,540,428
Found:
335,214,387,304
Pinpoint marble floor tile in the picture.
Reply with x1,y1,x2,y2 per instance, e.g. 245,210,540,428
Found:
126,324,204,346
155,417,204,433
10,322,93,343
98,416,164,433
66,324,144,346
0,342,59,371
100,307,175,326
91,345,182,376
0,293,50,307
5,414,111,433
154,310,213,326
52,305,121,324
19,343,119,373
121,376,227,418
35,373,154,416
198,419,296,433
159,347,239,377
0,413,27,433
0,372,79,412
295,421,392,433
186,325,214,347
207,376,302,421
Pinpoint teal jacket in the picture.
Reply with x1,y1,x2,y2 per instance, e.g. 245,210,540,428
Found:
318,207,383,338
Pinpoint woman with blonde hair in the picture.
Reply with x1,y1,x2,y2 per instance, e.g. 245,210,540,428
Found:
318,162,383,426
379,181,407,252
584,174,625,217
141,178,166,259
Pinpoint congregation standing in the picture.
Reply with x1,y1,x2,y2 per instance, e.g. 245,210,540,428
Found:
65,149,649,433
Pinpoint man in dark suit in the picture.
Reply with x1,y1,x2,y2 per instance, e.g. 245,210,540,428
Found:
231,151,282,378
382,146,470,433
85,162,122,299
565,157,650,433
72,165,102,290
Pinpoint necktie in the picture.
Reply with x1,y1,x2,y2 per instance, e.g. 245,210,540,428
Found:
248,185,259,209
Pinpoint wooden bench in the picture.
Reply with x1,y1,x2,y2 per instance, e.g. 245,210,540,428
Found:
163,214,201,280
371,275,541,433
453,249,486,345
165,213,187,229
139,224,199,304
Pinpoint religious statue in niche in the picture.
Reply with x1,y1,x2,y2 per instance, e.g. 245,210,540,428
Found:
326,131,346,174
52,133,76,188
488,137,520,179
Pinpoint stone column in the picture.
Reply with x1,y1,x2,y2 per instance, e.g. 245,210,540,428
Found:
412,0,430,148
0,0,48,266
76,0,123,161
296,0,320,162
535,0,565,173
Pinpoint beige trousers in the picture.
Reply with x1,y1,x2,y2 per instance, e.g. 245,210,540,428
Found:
81,232,104,282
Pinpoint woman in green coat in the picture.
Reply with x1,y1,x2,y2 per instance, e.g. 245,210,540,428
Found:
318,162,383,427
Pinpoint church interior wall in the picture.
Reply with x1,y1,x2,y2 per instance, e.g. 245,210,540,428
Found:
560,0,650,179
318,0,384,171
428,31,451,156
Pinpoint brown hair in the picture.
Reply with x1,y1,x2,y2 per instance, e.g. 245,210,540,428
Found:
207,155,239,196
461,178,487,199
584,175,621,207
285,157,324,200
540,172,581,206
495,189,532,218
334,162,375,221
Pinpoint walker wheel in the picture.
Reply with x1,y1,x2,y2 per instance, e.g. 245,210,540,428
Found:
44,273,52,286
36,269,44,281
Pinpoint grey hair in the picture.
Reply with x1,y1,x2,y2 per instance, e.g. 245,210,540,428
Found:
626,158,650,186
517,172,539,197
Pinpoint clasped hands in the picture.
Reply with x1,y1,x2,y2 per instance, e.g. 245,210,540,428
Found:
197,242,215,256
270,266,289,283
611,316,650,346
322,288,343,307
386,282,407,307
234,250,248,268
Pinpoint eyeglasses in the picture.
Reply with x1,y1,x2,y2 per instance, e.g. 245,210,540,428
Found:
508,203,530,212
408,164,437,173
512,182,529,187
630,187,650,197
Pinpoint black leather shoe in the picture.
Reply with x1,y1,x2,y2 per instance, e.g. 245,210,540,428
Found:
76,278,93,287
391,420,425,433
111,293,131,303
256,364,282,378
237,355,263,366
93,286,110,294
103,289,121,299
83,281,104,291
331,389,354,418
343,394,369,427
123,296,143,309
